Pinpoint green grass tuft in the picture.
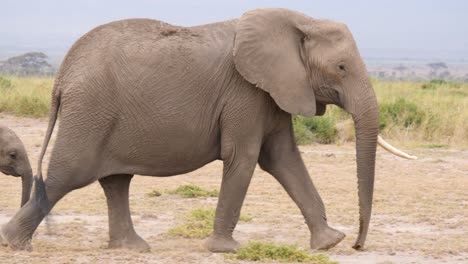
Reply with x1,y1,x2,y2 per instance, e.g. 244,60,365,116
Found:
227,241,337,263
168,208,252,238
169,184,219,198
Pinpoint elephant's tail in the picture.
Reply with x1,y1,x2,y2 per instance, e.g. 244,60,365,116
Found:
33,85,61,215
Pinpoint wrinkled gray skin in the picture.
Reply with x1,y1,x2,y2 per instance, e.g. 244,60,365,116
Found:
0,126,33,208
1,8,379,252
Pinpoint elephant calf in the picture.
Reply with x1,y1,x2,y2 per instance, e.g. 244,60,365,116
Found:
0,125,33,207
1,8,414,252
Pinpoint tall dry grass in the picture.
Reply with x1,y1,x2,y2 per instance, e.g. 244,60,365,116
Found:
0,76,53,118
0,76,466,146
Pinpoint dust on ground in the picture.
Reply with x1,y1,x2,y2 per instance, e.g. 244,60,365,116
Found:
0,114,467,264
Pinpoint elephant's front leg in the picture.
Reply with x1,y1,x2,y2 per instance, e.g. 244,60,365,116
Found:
204,137,261,253
258,121,345,250
99,174,150,252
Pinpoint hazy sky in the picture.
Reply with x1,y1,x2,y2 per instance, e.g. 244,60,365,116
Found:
1,0,467,61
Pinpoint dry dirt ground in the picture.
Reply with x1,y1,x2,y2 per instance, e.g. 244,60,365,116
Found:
0,114,466,264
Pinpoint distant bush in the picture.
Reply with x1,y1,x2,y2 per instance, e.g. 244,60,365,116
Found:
0,76,13,91
293,117,315,145
379,98,425,129
293,116,338,145
302,116,338,144
421,79,461,89
227,241,337,263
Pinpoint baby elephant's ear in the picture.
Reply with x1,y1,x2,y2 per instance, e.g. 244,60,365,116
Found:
233,8,317,116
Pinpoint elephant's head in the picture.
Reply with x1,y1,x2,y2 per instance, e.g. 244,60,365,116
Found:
233,8,391,249
0,126,33,207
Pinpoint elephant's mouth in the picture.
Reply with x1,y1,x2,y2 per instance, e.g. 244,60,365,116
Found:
0,166,19,177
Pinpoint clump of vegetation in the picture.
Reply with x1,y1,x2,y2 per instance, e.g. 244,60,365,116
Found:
146,190,162,197
422,79,446,90
421,79,461,90
293,117,315,145
379,98,425,129
0,76,52,117
227,241,337,263
168,208,252,238
169,184,219,198
293,116,338,145
302,116,338,144
0,76,13,91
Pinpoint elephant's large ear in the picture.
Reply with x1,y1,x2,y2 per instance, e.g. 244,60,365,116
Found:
233,8,317,116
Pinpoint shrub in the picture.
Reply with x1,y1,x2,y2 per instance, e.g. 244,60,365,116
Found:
302,116,338,144
293,116,338,145
169,184,219,198
293,116,314,145
0,76,13,91
227,241,337,263
379,98,425,129
168,208,252,238
421,79,461,89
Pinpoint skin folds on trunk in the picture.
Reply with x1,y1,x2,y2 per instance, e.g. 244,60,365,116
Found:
349,97,380,249
20,168,33,207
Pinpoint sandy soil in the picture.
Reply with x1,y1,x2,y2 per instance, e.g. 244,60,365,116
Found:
0,114,466,264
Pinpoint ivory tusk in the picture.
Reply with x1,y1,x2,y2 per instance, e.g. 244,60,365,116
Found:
377,135,418,160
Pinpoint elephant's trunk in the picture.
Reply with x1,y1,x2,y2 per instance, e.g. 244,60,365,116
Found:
346,84,380,250
19,165,33,207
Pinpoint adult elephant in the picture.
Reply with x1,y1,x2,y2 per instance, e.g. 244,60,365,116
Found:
1,8,415,252
0,125,33,208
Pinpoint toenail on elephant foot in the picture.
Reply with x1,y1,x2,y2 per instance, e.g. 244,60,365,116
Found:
108,234,151,252
310,226,345,250
204,234,240,253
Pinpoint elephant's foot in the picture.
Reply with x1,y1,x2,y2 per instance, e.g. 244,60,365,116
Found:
204,234,240,253
310,226,345,250
0,224,33,251
108,234,151,252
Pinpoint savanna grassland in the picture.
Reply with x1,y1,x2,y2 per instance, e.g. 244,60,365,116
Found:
0,77,467,263
1,76,467,147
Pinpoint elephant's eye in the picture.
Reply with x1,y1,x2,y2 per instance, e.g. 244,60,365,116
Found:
338,64,346,72
9,152,17,160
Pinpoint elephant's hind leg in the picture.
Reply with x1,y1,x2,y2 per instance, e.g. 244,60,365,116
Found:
1,159,100,250
99,174,150,252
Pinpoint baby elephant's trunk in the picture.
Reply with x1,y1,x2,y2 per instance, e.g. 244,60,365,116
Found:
20,167,33,207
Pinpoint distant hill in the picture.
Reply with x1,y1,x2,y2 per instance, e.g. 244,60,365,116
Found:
0,52,55,76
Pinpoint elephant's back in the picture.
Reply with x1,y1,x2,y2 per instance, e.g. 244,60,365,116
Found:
55,18,239,96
